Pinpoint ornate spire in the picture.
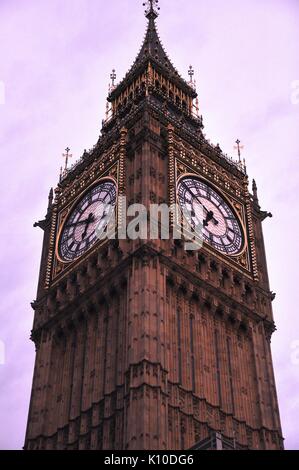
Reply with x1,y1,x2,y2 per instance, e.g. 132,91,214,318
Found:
137,1,175,74
108,0,197,101
143,0,160,19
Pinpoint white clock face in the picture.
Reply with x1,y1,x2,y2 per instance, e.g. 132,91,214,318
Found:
59,180,117,262
177,177,244,255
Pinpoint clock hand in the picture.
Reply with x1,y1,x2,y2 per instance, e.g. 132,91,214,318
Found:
81,213,95,240
203,210,216,227
191,199,219,227
181,181,218,226
201,207,218,226
66,214,95,229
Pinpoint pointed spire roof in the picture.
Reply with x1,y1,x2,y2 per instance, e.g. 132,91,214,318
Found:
109,1,197,100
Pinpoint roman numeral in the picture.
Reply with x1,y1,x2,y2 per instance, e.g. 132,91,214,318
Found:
221,238,229,254
69,241,75,250
75,242,82,253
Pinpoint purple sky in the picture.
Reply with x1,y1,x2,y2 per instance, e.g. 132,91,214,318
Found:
0,0,298,450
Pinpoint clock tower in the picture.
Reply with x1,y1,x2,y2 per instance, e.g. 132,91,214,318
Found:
25,1,283,450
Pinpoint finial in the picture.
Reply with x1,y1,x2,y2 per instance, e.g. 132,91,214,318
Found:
47,188,54,214
234,139,244,163
143,0,160,20
194,92,199,118
252,179,259,204
110,69,117,89
46,188,54,217
106,99,109,119
62,147,72,171
188,65,197,95
188,65,194,84
48,188,53,205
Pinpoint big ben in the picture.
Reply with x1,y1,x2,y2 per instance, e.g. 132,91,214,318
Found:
25,0,283,450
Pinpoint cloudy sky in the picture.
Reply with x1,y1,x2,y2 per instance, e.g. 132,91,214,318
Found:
0,0,298,450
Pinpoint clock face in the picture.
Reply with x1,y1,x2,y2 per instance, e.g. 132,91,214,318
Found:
177,177,244,255
59,180,117,262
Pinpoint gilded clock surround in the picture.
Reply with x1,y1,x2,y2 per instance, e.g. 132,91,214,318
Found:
176,172,247,257
56,176,118,264
173,154,252,276
50,161,121,285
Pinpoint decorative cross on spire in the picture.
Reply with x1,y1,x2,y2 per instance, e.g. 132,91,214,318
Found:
188,65,194,83
110,69,117,88
234,139,244,163
143,0,160,19
62,147,72,171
